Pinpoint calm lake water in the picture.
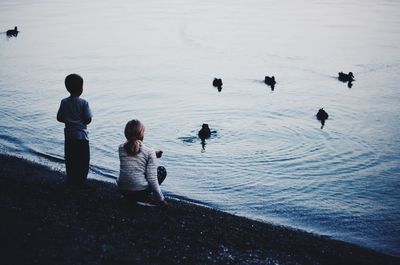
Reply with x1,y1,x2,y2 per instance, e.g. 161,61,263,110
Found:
1,0,399,256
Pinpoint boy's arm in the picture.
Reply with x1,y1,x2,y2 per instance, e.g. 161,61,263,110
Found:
56,102,64,123
83,101,93,125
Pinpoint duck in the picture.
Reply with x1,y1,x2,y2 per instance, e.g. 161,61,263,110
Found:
338,72,354,82
6,26,19,37
264,75,276,91
212,78,223,92
316,108,329,128
198,123,211,140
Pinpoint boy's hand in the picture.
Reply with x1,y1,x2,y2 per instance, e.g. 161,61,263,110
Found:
84,117,92,125
156,150,163,158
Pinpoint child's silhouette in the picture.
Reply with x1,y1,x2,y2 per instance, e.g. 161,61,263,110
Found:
117,119,168,206
57,74,93,186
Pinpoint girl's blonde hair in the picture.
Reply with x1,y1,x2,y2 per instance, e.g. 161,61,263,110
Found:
124,119,145,156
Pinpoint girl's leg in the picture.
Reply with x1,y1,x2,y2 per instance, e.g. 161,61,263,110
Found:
121,190,152,202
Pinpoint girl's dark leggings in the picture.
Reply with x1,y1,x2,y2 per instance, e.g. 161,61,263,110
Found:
121,166,167,202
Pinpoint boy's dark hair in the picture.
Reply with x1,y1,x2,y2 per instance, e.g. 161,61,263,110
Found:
65,74,83,95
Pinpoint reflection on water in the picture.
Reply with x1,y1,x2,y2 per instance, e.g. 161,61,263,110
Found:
1,0,400,256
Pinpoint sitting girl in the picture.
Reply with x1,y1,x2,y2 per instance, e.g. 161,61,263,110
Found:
117,119,167,206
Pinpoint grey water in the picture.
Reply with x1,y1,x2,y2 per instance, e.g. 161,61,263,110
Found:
1,0,399,256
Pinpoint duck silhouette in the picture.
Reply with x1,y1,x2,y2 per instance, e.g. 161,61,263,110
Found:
198,123,211,140
338,72,354,82
212,78,223,92
316,108,329,129
264,75,276,91
6,26,19,37
198,123,212,152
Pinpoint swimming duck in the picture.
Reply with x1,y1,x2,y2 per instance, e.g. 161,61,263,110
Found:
338,72,354,82
212,78,223,92
316,108,329,128
6,26,19,37
198,123,211,140
264,75,276,91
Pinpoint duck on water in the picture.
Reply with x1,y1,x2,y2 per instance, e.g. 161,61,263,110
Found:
338,72,354,82
212,78,223,92
6,26,19,37
198,123,212,151
338,72,355,88
264,76,276,91
198,123,211,140
316,108,329,129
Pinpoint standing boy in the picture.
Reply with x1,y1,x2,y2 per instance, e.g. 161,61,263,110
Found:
57,74,93,186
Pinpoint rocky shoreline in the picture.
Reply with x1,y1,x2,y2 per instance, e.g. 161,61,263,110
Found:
0,153,398,265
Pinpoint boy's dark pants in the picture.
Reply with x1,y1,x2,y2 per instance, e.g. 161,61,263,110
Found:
65,139,90,186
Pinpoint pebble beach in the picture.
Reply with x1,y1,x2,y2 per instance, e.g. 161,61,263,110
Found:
1,154,398,265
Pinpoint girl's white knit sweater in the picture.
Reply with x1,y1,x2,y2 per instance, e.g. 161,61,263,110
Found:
117,142,164,201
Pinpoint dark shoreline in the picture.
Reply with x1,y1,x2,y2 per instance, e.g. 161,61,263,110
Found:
0,153,398,265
